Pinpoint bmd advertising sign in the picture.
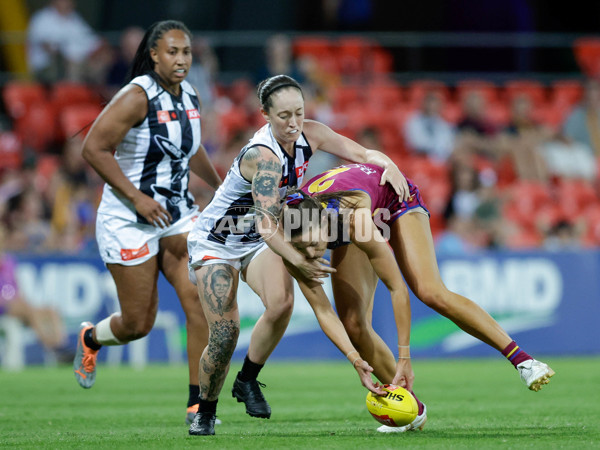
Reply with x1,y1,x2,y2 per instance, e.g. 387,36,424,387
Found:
6,250,599,367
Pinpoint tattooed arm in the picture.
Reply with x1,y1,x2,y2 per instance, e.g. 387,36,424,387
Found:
239,146,335,283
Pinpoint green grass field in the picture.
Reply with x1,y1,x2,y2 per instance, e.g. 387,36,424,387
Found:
1,357,598,449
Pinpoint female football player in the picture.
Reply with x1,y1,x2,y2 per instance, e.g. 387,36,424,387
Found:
282,162,555,432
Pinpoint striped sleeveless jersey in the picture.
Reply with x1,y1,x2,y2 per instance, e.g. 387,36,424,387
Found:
188,123,312,259
97,74,202,224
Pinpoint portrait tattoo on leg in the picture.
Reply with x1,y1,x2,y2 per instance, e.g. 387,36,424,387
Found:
201,265,235,316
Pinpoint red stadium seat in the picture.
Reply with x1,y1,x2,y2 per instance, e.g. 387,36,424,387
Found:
329,84,363,112
49,82,102,112
503,181,553,231
504,80,547,106
405,80,450,107
370,48,394,75
531,104,568,130
555,179,599,216
336,36,375,75
2,81,47,120
365,81,403,109
581,205,600,246
506,228,543,249
227,78,254,106
217,106,249,141
60,103,103,139
484,101,510,127
549,80,583,107
419,177,452,216
14,102,57,152
293,36,331,59
573,37,600,78
440,100,463,124
455,79,499,105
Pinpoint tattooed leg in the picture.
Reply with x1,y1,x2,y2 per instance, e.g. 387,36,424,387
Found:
195,263,240,401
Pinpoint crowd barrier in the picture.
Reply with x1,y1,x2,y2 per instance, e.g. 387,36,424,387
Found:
1,250,598,370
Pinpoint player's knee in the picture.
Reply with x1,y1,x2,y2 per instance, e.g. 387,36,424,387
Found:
415,283,450,313
264,292,294,322
120,317,153,341
340,316,367,343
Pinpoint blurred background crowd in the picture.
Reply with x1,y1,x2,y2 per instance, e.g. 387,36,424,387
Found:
2,0,600,256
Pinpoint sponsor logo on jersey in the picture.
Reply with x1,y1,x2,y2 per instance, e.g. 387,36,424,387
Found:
157,110,171,123
120,243,150,261
186,109,200,119
295,161,309,178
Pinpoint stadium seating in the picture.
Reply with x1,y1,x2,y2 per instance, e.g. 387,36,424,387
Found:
364,82,403,109
2,81,47,121
49,81,102,112
59,103,103,139
549,79,583,107
456,79,500,105
573,37,600,78
14,102,57,152
503,79,547,106
405,79,450,107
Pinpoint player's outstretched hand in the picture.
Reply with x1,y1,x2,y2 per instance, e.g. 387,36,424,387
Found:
355,359,386,395
296,256,336,285
392,358,415,393
379,165,410,202
133,192,172,228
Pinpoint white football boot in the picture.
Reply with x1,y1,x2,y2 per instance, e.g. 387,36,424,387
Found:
377,403,427,433
517,359,555,391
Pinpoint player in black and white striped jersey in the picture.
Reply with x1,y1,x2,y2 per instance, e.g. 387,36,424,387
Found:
73,20,222,426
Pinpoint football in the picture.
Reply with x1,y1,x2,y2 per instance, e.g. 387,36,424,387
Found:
366,385,418,427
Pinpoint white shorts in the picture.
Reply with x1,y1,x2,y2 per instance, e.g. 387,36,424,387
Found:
187,242,269,285
96,206,199,266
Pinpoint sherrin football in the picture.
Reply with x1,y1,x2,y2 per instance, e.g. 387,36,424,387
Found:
366,385,418,427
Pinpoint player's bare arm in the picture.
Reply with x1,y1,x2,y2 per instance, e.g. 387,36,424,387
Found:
82,84,172,227
285,262,386,396
303,120,409,201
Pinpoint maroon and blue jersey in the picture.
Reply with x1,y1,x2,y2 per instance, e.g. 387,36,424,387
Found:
301,163,428,247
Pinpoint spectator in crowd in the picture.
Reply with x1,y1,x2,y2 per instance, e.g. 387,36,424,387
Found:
453,91,501,162
3,185,52,253
403,90,456,162
0,223,72,360
543,219,583,251
540,133,597,182
104,26,145,96
186,37,219,110
47,136,99,254
26,0,103,83
563,78,600,157
435,214,479,255
254,34,305,86
443,159,498,248
497,94,552,182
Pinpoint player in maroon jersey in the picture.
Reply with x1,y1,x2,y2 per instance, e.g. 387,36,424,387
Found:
282,162,555,432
